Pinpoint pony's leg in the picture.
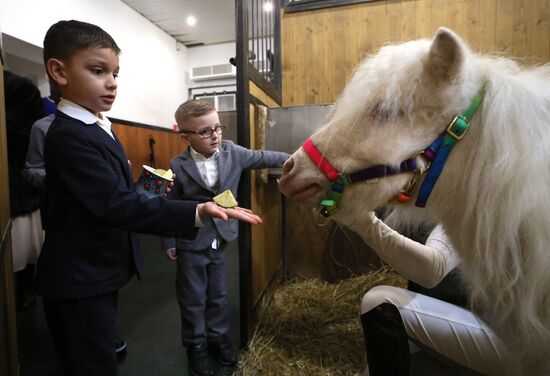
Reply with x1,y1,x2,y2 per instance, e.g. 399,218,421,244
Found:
361,285,511,376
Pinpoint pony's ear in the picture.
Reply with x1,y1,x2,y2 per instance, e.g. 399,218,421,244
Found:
424,28,464,84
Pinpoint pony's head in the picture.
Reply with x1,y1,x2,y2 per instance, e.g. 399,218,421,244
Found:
279,28,483,223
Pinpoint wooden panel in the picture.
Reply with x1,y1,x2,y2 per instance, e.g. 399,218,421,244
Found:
111,123,184,181
248,83,283,308
279,0,550,278
281,0,550,106
250,80,279,107
0,62,19,376
0,67,10,235
284,205,384,280
0,231,17,376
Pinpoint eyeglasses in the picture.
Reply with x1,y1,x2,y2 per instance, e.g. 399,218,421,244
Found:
180,124,226,139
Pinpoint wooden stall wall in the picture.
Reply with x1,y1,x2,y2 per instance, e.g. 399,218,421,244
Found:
282,0,550,106
0,60,19,376
248,81,284,309
112,112,237,182
279,0,550,278
111,122,184,181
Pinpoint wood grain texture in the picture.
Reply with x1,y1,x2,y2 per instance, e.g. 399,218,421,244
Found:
0,62,19,376
280,0,550,278
111,123,184,182
282,0,550,106
248,83,283,307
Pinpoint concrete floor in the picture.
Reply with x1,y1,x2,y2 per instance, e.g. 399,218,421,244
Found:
16,234,483,376
16,234,240,376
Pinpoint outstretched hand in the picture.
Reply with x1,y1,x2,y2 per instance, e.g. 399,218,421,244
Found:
197,202,263,225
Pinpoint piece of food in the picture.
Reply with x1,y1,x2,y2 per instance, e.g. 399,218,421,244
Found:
152,168,174,180
213,189,238,208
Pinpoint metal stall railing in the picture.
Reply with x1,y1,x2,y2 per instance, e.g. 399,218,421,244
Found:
247,0,281,103
236,0,283,347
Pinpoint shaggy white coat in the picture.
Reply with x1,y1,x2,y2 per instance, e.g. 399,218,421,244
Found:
280,28,550,375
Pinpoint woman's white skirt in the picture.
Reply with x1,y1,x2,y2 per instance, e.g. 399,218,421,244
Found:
11,210,44,272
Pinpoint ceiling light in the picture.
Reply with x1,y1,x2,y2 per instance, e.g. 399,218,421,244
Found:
186,16,197,26
263,2,273,12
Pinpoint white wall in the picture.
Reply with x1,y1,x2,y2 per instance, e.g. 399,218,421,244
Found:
186,42,236,90
0,0,188,128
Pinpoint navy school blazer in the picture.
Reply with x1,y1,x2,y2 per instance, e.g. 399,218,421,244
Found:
36,112,198,299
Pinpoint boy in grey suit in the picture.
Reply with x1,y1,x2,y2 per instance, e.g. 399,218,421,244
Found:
162,100,289,376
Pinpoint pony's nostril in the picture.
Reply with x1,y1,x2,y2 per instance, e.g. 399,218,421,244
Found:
282,158,294,176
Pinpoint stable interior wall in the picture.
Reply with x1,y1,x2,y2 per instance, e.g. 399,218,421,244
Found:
279,0,550,278
0,0,189,129
282,0,550,106
186,42,237,91
248,81,283,310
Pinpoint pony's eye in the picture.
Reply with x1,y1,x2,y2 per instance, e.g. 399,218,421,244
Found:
370,103,404,122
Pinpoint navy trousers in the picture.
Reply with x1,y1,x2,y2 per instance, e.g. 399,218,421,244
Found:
42,291,118,376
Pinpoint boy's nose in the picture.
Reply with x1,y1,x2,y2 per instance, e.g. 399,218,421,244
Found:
107,76,117,89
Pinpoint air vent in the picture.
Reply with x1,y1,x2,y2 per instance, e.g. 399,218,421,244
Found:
190,63,236,81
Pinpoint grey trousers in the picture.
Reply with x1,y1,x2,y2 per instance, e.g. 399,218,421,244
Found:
175,245,229,347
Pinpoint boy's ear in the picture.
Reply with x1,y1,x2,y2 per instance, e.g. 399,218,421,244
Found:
180,133,190,143
46,58,68,87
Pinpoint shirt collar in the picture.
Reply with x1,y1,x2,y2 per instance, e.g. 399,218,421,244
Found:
58,98,111,127
189,146,219,162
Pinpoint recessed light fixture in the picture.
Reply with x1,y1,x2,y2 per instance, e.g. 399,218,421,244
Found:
186,15,197,26
263,2,273,12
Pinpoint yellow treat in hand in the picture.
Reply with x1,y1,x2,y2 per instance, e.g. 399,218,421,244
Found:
213,190,238,208
162,169,174,180
151,168,174,181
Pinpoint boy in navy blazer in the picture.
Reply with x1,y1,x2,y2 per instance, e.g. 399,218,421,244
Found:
37,20,261,376
162,99,289,376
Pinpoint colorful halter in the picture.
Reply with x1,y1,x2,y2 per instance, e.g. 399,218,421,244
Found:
302,89,484,217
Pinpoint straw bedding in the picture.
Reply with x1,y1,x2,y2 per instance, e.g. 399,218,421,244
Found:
237,267,407,375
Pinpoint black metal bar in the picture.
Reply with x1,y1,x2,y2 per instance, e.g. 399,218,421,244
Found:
274,0,282,91
256,0,261,71
266,3,275,83
262,0,267,81
236,0,252,350
251,0,255,70
284,0,380,13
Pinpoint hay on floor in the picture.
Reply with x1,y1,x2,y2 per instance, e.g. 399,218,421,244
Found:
238,267,407,376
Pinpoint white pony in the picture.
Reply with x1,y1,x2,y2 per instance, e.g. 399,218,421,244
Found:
279,28,550,374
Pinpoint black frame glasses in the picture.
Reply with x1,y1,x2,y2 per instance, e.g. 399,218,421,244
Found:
180,124,226,138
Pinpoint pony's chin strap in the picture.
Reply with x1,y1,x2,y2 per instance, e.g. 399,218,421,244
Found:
302,141,430,217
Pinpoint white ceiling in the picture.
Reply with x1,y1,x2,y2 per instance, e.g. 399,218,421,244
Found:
121,0,236,47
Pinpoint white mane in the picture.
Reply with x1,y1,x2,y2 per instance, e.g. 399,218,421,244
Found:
317,30,550,374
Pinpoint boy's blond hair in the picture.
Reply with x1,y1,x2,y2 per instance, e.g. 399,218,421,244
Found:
175,99,216,131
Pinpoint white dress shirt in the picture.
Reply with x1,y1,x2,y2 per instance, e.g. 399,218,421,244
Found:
189,147,220,190
57,98,114,139
190,146,221,249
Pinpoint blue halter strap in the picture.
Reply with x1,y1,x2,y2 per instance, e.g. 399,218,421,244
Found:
415,90,484,207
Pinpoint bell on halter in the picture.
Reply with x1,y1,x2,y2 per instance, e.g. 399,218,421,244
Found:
135,165,175,198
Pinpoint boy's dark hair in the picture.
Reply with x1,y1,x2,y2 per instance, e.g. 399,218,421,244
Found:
43,20,121,68
175,99,216,130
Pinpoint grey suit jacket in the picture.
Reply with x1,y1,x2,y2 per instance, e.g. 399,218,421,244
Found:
162,140,289,251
